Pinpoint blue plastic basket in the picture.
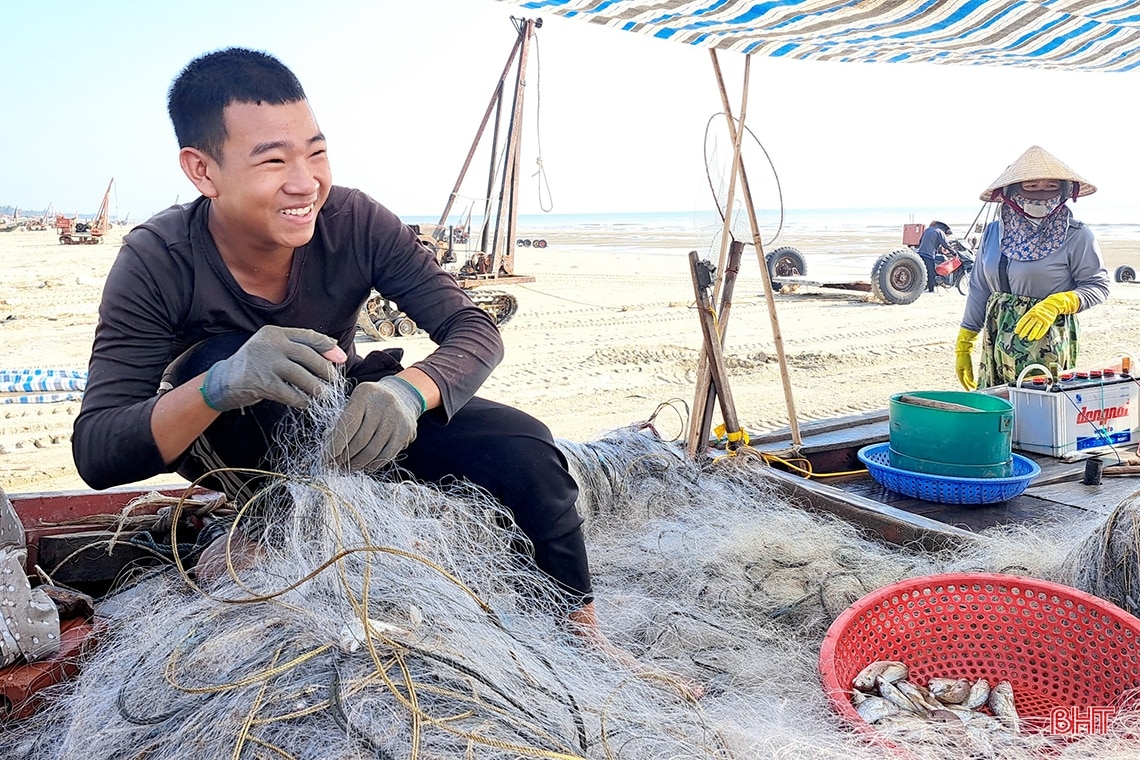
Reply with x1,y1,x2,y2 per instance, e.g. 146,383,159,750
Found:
857,442,1040,505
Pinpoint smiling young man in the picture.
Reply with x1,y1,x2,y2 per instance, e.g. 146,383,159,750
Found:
72,48,618,649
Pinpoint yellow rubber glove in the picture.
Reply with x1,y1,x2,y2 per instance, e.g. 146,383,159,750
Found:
1014,291,1080,342
955,327,978,391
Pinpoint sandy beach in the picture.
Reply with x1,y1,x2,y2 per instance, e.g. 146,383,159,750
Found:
2,222,1138,495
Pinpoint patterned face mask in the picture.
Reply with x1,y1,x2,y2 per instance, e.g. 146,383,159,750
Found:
999,198,1072,261
1009,189,1063,219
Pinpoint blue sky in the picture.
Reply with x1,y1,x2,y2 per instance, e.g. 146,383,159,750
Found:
1,0,1135,223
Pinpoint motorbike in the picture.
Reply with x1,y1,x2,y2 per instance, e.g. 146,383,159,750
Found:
931,237,975,295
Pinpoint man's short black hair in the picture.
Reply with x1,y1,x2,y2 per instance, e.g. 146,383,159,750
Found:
167,47,307,162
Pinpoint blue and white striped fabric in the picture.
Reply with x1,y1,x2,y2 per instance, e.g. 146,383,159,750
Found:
0,369,87,401
0,392,84,405
503,0,1140,72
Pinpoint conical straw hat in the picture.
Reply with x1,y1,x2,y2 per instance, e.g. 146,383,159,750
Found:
980,145,1096,201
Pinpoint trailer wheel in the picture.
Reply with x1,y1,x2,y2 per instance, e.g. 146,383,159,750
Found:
871,248,926,305
765,246,806,279
356,309,383,340
395,317,418,337
534,239,548,248
1115,265,1136,283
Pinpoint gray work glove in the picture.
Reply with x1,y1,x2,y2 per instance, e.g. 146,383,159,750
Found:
329,375,425,473
201,325,341,412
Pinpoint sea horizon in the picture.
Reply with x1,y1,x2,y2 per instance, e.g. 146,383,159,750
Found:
405,203,1140,244
10,202,1133,243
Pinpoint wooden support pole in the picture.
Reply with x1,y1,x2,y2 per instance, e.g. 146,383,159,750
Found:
698,241,745,452
687,241,744,457
689,251,743,451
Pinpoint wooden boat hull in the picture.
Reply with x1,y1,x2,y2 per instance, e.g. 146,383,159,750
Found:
1,483,203,718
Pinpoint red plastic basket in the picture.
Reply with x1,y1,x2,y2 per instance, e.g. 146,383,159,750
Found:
820,573,1140,733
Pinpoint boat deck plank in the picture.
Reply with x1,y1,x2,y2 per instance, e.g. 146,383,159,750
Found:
827,471,1125,533
751,408,1139,545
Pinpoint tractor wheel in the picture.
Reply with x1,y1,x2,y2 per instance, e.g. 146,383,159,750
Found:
765,246,806,279
871,248,926,305
1114,265,1136,283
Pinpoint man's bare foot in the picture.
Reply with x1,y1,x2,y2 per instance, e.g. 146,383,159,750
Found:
567,601,706,701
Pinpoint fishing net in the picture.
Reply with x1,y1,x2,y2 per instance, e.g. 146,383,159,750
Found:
702,112,784,258
1059,490,1140,618
1,387,1138,759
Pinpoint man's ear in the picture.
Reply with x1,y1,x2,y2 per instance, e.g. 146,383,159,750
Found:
179,147,219,198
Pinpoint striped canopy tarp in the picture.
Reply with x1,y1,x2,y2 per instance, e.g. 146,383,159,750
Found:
500,0,1140,72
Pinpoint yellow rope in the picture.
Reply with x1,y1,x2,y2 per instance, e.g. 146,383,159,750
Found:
232,648,282,760
759,451,867,479
393,649,423,760
707,437,867,478
165,636,333,695
245,736,297,760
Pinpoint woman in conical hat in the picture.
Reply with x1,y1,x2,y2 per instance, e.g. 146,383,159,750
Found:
955,146,1109,390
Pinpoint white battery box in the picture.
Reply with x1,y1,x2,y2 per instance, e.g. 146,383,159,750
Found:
1010,370,1139,459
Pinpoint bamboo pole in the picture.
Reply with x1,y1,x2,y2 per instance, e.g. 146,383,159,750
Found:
686,67,749,456
709,50,802,447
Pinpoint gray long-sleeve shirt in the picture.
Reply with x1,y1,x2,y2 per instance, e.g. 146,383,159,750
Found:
960,216,1109,332
73,186,504,489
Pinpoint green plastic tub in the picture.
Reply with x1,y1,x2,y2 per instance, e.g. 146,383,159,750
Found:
888,391,1014,479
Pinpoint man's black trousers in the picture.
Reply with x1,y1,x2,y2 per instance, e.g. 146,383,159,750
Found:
164,335,592,607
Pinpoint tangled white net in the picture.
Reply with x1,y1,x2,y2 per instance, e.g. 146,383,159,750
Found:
2,388,1138,758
